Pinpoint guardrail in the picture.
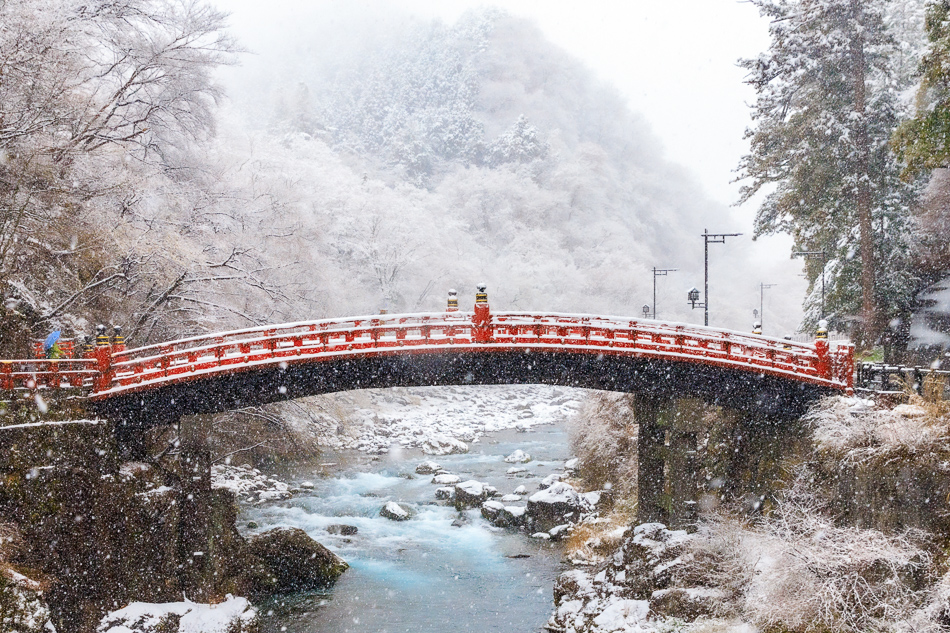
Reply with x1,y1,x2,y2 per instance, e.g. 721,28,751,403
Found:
856,362,950,393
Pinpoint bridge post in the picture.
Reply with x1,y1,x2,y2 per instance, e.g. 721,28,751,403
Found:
473,284,492,343
93,324,113,393
446,289,459,312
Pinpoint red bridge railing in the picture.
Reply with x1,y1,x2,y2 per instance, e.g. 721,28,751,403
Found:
0,312,855,402
87,312,853,399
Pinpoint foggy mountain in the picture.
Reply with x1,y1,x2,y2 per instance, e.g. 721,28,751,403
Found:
214,7,776,328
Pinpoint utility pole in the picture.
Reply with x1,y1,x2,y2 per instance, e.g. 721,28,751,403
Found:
692,230,742,326
759,283,778,331
652,267,677,320
792,250,827,320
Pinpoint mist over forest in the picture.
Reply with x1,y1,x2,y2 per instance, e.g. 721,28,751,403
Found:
215,6,739,323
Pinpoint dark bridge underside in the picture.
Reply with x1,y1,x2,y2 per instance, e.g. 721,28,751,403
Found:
93,350,834,435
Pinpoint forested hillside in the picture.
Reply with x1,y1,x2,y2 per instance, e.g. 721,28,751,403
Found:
1,2,748,356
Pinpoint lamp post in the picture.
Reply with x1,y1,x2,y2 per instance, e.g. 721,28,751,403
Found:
652,267,677,320
689,229,742,326
642,304,651,319
759,282,778,332
793,250,827,320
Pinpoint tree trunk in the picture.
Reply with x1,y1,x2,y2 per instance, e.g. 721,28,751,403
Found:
850,1,876,350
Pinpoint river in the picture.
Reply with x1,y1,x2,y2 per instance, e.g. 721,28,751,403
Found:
241,421,574,633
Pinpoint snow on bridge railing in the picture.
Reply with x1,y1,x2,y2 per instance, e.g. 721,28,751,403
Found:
89,311,852,397
0,358,100,394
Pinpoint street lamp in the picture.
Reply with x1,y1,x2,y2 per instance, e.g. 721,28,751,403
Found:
652,267,677,320
642,304,651,319
792,249,827,320
759,282,778,332
687,287,703,310
689,229,742,326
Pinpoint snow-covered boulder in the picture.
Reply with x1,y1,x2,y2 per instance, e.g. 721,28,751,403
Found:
434,487,455,500
97,595,258,633
538,473,564,489
432,474,461,485
547,522,705,633
380,502,412,521
501,493,522,502
504,449,531,463
506,466,527,474
549,524,572,541
211,464,293,504
564,457,579,472
495,506,527,529
415,460,442,475
421,434,468,455
481,500,506,522
514,485,527,495
526,481,592,531
454,480,491,508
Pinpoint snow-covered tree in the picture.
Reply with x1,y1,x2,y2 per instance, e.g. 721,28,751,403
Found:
738,0,923,348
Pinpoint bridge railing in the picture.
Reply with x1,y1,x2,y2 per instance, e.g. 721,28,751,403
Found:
0,359,100,393
94,312,853,395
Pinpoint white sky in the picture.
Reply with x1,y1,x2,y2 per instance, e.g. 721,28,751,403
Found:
216,0,809,333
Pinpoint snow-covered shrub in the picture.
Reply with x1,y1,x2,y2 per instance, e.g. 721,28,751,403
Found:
687,482,932,633
570,393,638,500
809,396,950,460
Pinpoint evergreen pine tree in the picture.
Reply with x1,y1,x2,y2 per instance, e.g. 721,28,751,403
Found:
738,0,921,349
893,1,950,174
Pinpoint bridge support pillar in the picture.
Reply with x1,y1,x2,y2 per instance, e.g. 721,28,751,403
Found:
635,394,667,525
178,413,214,601
635,395,702,529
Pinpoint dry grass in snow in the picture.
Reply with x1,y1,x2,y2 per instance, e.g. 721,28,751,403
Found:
809,395,950,462
689,483,932,633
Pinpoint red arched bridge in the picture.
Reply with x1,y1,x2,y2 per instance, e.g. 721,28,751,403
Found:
2,301,853,438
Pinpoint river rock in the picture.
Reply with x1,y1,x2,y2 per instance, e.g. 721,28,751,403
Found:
504,449,531,463
415,460,442,475
507,466,527,474
326,524,358,536
549,524,571,540
538,473,564,489
564,458,579,472
481,500,505,521
421,434,468,455
246,527,348,592
514,485,527,495
432,474,461,485
501,494,522,502
526,482,592,531
454,480,490,508
434,487,455,500
497,506,527,529
300,480,315,489
380,502,412,521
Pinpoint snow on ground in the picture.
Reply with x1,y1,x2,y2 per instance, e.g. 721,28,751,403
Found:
97,595,257,633
294,385,584,454
211,464,294,503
